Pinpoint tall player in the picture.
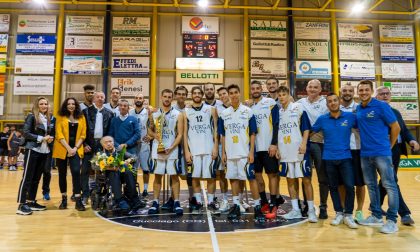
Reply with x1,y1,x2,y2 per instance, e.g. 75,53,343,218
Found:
204,83,223,107
218,84,265,222
148,89,184,216
250,80,281,219
277,86,318,223
184,86,219,213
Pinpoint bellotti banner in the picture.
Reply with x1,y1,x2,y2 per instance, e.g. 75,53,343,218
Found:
111,57,149,76
14,76,53,95
339,42,374,61
251,59,287,78
111,77,150,97
66,16,104,34
0,14,10,33
176,70,223,84
296,41,329,60
16,34,56,54
379,24,414,43
294,22,330,40
182,16,219,34
339,61,375,80
112,17,150,36
112,37,150,56
17,15,56,33
14,55,55,74
381,62,416,80
64,35,103,54
390,101,419,121
250,20,287,39
338,23,373,41
63,56,102,75
383,81,418,100
0,34,8,53
296,61,331,79
250,40,287,59
380,43,415,61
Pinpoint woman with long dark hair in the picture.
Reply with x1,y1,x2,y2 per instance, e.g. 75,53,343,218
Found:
53,97,87,211
17,97,54,215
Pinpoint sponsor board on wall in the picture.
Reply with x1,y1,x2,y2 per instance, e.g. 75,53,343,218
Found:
64,36,103,54
0,54,5,73
339,42,374,61
379,24,414,42
250,20,287,39
380,43,415,61
111,57,149,76
17,15,56,33
63,56,102,75
176,58,224,70
0,14,10,32
296,61,331,79
338,23,373,41
16,34,56,54
0,96,3,116
339,61,375,80
340,81,376,98
13,76,53,95
294,22,330,40
251,59,287,78
182,16,219,34
112,37,150,56
0,34,8,53
111,77,150,97
390,101,419,121
14,55,55,74
0,75,4,94
383,82,418,100
176,70,223,84
381,62,416,79
296,80,332,98
66,16,104,34
296,41,329,60
250,40,287,59
112,17,150,36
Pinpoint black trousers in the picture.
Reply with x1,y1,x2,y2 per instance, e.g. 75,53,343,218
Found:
42,154,53,195
57,154,82,195
17,149,49,203
81,139,102,198
107,170,140,206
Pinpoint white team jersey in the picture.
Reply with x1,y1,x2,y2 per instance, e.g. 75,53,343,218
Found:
185,103,215,155
340,101,361,150
220,104,254,159
251,97,277,152
205,99,223,107
216,103,229,116
297,96,327,143
151,107,180,160
104,103,120,116
172,103,186,113
129,108,150,151
278,102,305,162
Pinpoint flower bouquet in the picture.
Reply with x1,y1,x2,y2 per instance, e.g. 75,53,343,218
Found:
90,146,135,174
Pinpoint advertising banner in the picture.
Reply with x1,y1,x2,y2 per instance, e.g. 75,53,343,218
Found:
381,62,416,79
250,39,287,59
112,17,150,36
340,61,375,80
380,43,415,61
251,59,287,78
66,16,104,34
379,24,414,42
383,81,418,100
176,58,224,70
13,76,53,95
16,34,56,54
338,23,373,41
0,75,4,94
0,14,10,32
0,96,3,116
111,57,149,76
390,101,419,121
14,55,55,74
64,35,103,54
17,15,56,33
182,16,219,34
339,42,374,61
63,56,102,75
294,22,330,40
296,61,331,79
296,41,329,60
0,34,8,53
250,20,287,39
111,77,150,97
0,54,5,73
176,70,223,84
112,37,150,56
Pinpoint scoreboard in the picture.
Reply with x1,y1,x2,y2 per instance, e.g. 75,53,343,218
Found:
183,34,217,58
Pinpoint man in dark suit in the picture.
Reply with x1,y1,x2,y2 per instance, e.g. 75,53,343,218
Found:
376,86,419,226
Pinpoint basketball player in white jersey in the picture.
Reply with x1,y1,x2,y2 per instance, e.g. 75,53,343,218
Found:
184,86,219,214
250,80,281,219
277,86,318,223
219,84,265,222
104,87,121,116
204,83,223,107
129,93,152,197
148,89,184,216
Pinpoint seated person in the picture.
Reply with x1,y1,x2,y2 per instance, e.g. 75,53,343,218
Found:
100,136,143,214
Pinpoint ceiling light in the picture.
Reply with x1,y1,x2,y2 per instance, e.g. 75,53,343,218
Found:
197,0,209,8
351,3,365,13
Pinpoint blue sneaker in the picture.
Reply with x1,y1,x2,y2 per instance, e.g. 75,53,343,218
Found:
161,197,174,210
118,200,130,211
148,201,159,215
43,193,51,201
173,201,183,216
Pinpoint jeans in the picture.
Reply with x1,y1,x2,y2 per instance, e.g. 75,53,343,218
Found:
310,142,329,210
361,156,399,222
57,154,82,195
325,159,355,214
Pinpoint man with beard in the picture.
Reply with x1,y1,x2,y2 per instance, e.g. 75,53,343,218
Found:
129,93,152,197
148,89,184,216
312,93,358,229
204,83,223,107
104,87,121,116
184,86,219,214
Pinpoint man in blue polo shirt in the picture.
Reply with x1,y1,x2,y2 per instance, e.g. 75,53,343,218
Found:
312,93,358,229
356,80,400,234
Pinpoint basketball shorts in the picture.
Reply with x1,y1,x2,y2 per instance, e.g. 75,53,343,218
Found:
135,145,150,172
279,154,311,178
191,154,217,179
150,159,182,175
226,158,256,181
254,151,279,174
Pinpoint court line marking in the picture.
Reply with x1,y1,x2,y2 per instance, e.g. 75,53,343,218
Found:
415,175,420,182
201,181,220,252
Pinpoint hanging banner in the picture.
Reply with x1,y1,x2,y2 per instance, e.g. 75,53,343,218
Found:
183,34,217,58
340,81,376,98
296,41,329,60
17,15,56,33
0,14,10,33
112,17,150,36
340,62,375,80
66,16,104,34
0,54,5,73
176,70,223,84
111,77,150,97
13,76,53,95
294,22,330,40
250,20,287,39
0,34,8,53
112,37,150,56
0,96,3,116
14,55,55,74
182,16,219,34
390,101,419,121
380,43,415,61
296,61,331,79
381,63,417,80
251,59,287,78
0,75,4,94
111,57,149,76
383,82,418,100
63,56,102,75
339,42,374,61
379,24,414,42
16,34,56,54
250,40,287,59
338,23,373,41
176,58,224,70
64,36,103,54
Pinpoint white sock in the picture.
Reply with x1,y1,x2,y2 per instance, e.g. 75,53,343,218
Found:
233,196,240,205
239,193,243,202
208,194,214,203
308,201,314,210
194,193,202,203
253,198,261,206
291,199,299,211
144,183,148,191
222,193,228,201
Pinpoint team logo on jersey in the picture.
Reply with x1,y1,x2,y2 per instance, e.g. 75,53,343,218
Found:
341,120,348,127
367,111,375,118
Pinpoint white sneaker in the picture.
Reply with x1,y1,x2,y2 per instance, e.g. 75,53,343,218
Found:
359,215,384,227
239,203,246,213
219,200,229,212
282,209,302,220
344,215,359,229
241,201,251,210
331,213,344,226
308,208,318,223
380,220,399,234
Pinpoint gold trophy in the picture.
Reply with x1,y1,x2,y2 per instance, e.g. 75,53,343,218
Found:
155,114,166,154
